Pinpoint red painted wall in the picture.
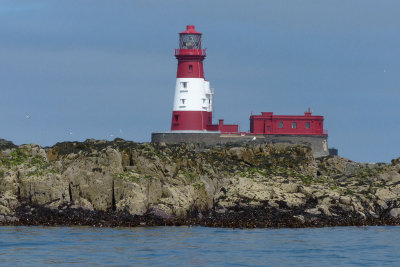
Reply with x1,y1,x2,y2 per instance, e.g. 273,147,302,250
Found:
175,49,205,78
250,112,326,135
171,111,212,131
171,111,239,133
216,119,239,133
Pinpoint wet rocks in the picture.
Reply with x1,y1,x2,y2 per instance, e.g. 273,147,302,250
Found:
1,139,400,228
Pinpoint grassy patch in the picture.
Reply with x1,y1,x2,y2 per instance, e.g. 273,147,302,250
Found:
0,149,57,177
114,172,139,182
10,149,27,166
179,170,198,183
345,188,355,195
27,169,45,177
143,174,152,179
365,193,374,200
239,166,268,179
300,175,313,185
192,182,205,191
28,156,50,169
330,185,339,190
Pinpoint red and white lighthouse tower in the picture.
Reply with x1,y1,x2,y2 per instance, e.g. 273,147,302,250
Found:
170,25,238,134
170,25,214,131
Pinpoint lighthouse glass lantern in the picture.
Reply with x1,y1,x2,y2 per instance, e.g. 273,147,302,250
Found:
180,33,201,49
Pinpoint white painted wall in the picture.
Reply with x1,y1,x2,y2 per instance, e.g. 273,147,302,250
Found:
172,78,214,112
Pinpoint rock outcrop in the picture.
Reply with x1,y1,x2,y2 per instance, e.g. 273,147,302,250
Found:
0,138,399,228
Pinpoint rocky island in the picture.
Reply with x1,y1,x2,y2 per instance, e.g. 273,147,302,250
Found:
1,138,400,228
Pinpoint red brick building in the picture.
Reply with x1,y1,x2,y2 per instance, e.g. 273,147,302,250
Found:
250,109,326,135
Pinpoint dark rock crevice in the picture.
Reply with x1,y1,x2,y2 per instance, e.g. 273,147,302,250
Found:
68,183,73,202
111,180,116,211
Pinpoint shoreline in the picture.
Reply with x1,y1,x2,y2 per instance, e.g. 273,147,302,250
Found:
1,139,400,229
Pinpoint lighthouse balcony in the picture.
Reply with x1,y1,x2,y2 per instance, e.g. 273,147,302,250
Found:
175,49,206,56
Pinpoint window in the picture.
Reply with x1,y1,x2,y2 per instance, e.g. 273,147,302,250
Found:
189,65,193,72
174,115,179,121
181,82,187,89
292,122,297,129
305,122,310,129
278,122,283,128
180,99,186,104
267,126,270,132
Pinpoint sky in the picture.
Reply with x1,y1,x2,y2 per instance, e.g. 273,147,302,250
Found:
0,0,399,163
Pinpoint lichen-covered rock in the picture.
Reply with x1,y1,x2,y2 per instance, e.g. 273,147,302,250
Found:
390,208,400,218
375,188,397,202
1,138,400,228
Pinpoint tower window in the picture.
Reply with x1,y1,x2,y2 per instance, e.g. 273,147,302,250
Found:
181,82,187,89
267,126,270,132
174,115,179,121
180,99,186,104
278,122,283,128
189,65,193,72
305,122,310,129
292,122,297,129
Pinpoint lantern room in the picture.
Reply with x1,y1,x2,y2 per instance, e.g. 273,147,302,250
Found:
179,25,202,49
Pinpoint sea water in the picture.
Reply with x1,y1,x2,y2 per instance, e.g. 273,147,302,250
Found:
0,226,399,266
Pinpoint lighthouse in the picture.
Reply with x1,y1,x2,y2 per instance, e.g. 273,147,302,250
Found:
152,25,330,157
170,25,214,131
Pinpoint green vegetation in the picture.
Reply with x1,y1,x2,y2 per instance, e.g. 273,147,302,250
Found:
27,169,45,177
114,172,139,182
238,166,268,179
300,175,313,185
0,149,28,167
10,149,27,166
374,182,385,188
365,193,374,200
0,148,58,177
330,185,339,190
28,156,50,169
114,172,153,182
144,174,152,179
178,170,198,183
192,182,205,191
354,167,377,179
345,188,355,195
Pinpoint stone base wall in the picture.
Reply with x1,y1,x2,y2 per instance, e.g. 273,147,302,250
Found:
151,132,330,157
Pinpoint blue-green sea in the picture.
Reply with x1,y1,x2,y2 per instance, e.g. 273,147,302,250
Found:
1,226,399,266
